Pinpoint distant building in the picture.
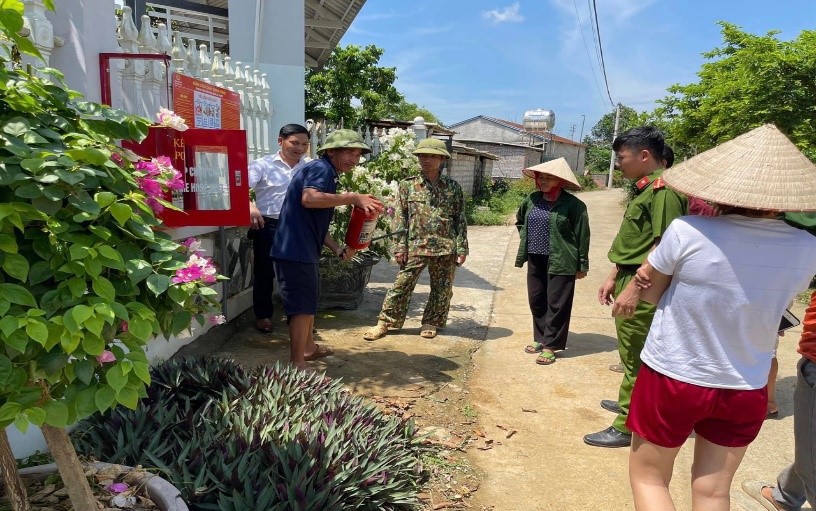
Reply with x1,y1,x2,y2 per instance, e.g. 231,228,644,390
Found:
364,118,498,197
448,115,586,179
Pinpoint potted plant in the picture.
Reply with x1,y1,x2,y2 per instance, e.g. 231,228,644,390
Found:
320,128,419,310
0,2,223,509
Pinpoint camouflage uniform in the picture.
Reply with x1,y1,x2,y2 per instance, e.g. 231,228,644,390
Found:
377,174,469,328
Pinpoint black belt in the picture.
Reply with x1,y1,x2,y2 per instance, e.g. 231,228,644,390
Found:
263,216,278,224
615,263,640,272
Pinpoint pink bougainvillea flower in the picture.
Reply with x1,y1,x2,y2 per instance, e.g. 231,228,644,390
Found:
106,482,129,493
166,170,184,191
156,107,189,131
97,351,116,364
155,155,173,168
181,237,203,255
145,197,164,214
137,177,163,198
209,314,226,325
110,153,124,167
120,321,128,333
135,159,159,175
171,253,218,284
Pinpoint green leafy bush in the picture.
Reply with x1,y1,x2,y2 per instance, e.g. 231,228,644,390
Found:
467,178,535,225
0,3,222,435
72,357,424,511
331,128,419,260
577,174,598,190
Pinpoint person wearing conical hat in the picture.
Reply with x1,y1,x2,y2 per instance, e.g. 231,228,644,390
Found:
585,126,688,449
272,129,384,369
514,158,590,366
363,138,469,341
610,124,816,510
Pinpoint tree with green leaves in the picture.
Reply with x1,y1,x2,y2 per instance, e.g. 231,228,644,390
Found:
655,22,816,161
0,2,222,509
582,105,644,174
306,44,439,127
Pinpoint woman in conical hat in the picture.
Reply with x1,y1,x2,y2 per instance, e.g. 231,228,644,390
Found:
612,125,816,510
515,157,590,365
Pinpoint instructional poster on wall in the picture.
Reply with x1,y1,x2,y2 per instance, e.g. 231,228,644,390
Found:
172,73,241,130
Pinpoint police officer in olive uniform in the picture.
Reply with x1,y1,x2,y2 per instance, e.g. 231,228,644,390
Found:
584,126,688,448
363,138,469,341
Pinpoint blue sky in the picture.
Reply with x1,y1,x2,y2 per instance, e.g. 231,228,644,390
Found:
341,1,816,140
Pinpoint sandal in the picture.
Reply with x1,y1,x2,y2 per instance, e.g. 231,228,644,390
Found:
535,350,556,365
363,321,389,341
420,324,437,339
304,343,334,361
525,342,545,354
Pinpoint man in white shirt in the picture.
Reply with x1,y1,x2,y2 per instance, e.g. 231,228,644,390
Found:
248,124,310,333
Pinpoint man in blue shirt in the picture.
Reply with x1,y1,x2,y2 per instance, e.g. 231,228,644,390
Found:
272,129,383,369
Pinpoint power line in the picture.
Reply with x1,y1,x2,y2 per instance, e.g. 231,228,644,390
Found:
590,0,615,108
571,0,609,111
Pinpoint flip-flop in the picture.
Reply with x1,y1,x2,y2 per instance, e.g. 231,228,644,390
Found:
304,343,334,361
766,410,779,419
740,480,783,511
535,350,556,365
420,324,437,339
525,342,545,354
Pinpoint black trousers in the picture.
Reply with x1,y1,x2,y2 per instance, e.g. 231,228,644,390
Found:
251,217,277,319
526,253,577,350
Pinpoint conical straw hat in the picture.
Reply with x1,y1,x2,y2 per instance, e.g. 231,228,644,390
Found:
663,124,816,212
522,158,581,191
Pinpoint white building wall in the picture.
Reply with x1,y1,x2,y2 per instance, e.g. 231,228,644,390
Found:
47,0,120,103
228,0,305,149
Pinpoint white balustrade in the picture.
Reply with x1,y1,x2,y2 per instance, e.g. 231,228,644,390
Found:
1,5,273,162
21,0,63,74
137,15,160,115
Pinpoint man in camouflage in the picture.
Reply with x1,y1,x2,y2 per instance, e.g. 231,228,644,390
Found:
363,138,468,340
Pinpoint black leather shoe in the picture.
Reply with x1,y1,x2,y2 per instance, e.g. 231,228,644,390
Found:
256,318,273,333
583,427,632,448
601,399,623,414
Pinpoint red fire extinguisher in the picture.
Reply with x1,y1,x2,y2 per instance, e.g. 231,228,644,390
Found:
345,206,380,250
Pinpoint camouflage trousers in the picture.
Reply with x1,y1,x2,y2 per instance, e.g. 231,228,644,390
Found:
378,254,458,329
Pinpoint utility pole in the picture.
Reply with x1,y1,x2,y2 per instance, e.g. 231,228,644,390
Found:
575,114,586,173
569,124,576,140
606,103,621,188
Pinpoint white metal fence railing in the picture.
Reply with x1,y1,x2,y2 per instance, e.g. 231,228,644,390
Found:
18,3,273,163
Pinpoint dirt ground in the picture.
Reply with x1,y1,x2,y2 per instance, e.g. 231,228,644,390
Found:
179,188,811,511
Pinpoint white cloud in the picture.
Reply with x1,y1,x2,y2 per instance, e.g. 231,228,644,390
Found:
482,2,525,25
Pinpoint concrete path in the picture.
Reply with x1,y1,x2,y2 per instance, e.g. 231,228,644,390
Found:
468,188,809,511
179,187,809,511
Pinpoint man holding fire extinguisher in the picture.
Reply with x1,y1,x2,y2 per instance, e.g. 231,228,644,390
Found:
272,129,383,370
364,138,469,341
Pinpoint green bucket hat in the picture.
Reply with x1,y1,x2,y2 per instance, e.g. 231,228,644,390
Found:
317,129,371,155
413,138,451,159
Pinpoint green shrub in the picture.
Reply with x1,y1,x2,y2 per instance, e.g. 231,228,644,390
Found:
577,174,598,190
72,357,424,510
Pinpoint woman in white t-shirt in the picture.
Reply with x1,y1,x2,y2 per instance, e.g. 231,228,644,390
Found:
611,125,816,511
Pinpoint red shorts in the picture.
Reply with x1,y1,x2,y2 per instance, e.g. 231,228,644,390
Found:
626,364,767,448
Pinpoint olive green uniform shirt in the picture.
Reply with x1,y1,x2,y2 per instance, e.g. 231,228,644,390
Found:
395,174,469,257
608,170,688,265
514,191,590,274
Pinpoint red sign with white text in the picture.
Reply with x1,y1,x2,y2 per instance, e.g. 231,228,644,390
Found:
172,73,241,130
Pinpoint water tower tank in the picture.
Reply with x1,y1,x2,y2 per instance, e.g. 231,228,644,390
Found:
523,109,556,131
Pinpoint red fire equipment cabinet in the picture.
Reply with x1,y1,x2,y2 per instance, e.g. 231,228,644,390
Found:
123,126,250,227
